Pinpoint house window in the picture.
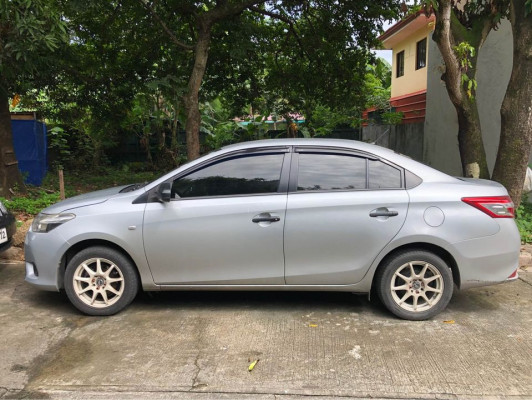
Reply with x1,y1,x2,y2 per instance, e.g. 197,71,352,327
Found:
416,38,427,70
396,51,405,77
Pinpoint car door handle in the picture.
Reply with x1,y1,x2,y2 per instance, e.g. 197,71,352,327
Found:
370,209,399,217
252,214,280,223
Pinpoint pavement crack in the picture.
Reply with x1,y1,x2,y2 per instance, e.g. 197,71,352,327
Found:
518,276,532,287
188,318,208,391
189,351,203,390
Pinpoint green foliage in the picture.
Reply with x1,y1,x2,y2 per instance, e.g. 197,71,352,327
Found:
365,59,392,110
0,0,67,92
453,42,475,69
4,0,402,171
0,191,61,215
363,58,404,125
453,42,477,100
48,126,71,170
42,167,158,193
306,105,360,136
1,166,160,216
381,111,404,125
516,199,532,243
206,121,240,149
526,0,532,16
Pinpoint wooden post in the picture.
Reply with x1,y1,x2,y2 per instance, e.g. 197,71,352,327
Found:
59,169,65,200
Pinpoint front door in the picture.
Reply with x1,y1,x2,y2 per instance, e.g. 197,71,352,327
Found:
143,152,289,285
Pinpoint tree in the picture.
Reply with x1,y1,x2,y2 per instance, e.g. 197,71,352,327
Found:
0,0,66,197
428,0,532,207
139,0,400,160
39,1,182,169
491,0,532,207
430,0,506,179
139,0,268,161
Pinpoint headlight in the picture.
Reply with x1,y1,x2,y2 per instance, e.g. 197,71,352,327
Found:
32,213,76,233
0,201,7,214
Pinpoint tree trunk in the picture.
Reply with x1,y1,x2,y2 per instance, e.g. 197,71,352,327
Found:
183,21,211,161
491,0,532,208
432,0,490,178
455,96,490,178
0,89,26,198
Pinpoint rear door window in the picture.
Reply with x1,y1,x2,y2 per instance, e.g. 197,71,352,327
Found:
368,160,402,189
296,153,366,191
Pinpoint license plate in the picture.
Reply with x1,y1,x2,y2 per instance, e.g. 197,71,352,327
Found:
0,228,7,244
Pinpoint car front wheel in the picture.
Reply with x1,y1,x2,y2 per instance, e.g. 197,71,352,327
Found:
64,246,139,316
375,250,453,320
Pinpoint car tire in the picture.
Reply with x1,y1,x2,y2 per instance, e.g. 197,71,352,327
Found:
64,246,139,316
375,250,453,321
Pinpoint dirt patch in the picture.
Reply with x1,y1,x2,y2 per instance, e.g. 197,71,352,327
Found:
12,219,32,247
0,218,32,262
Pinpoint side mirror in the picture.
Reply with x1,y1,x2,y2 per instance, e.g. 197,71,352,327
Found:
157,182,172,203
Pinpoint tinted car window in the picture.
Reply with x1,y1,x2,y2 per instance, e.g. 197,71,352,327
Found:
368,160,402,189
172,154,284,198
297,153,366,191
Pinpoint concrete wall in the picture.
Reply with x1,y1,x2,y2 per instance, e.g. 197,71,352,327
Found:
362,123,424,162
423,20,513,176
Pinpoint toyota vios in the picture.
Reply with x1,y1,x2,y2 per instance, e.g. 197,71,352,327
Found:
25,139,520,320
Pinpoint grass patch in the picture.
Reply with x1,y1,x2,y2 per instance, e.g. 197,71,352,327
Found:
1,191,61,215
2,166,162,217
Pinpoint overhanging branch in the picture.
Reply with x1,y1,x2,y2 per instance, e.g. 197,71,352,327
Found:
249,6,310,60
138,0,194,51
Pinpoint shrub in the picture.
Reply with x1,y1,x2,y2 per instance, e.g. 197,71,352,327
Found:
516,199,532,243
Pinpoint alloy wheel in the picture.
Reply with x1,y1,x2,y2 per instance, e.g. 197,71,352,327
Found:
389,261,444,312
72,257,125,308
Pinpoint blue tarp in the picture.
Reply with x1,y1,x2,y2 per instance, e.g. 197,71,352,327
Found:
11,120,47,186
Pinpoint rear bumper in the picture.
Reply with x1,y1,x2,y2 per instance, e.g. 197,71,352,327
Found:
452,219,520,289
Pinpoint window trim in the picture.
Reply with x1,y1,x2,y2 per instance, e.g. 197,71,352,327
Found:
396,50,405,78
416,38,427,70
172,152,290,200
289,148,405,193
143,147,291,202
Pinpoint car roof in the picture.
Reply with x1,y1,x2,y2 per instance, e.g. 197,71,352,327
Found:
147,139,455,190
222,139,453,181
222,138,396,156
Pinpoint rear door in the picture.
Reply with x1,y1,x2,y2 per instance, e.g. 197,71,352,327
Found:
284,148,409,285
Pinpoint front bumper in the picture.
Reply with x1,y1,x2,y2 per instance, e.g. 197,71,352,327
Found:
24,229,70,291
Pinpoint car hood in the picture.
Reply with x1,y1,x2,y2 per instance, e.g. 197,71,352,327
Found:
42,185,130,214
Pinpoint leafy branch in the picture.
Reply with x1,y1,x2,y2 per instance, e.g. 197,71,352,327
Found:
453,41,477,100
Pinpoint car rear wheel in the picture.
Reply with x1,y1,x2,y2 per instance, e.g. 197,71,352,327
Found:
64,246,139,316
375,250,453,320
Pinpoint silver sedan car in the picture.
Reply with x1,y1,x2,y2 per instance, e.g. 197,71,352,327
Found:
25,139,520,320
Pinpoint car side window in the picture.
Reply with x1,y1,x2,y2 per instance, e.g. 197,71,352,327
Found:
297,153,366,191
172,154,285,198
368,159,402,189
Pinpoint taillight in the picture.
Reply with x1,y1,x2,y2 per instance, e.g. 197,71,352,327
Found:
461,196,515,218
508,269,518,279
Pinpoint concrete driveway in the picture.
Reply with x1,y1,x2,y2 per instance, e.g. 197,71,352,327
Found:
1,262,531,399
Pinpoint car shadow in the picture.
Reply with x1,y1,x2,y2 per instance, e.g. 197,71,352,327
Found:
133,289,385,315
